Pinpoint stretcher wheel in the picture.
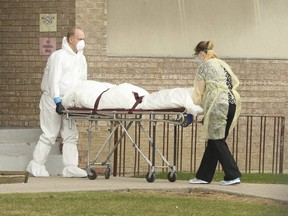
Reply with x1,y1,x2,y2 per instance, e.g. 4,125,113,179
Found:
167,172,177,182
88,168,98,180
104,167,111,179
145,172,156,183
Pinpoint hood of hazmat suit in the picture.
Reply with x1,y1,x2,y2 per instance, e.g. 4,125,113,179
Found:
41,37,87,100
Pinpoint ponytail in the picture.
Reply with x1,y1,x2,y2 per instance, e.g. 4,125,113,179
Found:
205,41,217,60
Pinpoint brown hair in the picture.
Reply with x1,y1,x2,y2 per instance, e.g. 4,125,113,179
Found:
194,40,217,60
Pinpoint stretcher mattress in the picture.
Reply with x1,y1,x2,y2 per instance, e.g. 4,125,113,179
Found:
62,80,203,116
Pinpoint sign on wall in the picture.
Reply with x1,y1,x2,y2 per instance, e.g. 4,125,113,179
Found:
39,37,56,56
39,14,57,32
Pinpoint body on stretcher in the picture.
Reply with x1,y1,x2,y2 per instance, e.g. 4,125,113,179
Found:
62,81,203,182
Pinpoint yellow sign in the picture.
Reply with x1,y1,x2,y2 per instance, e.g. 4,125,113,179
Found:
39,14,57,32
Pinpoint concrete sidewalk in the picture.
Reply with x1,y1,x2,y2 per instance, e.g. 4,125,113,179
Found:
0,176,287,203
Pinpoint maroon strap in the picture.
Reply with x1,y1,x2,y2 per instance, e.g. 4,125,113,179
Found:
94,88,109,110
128,92,144,114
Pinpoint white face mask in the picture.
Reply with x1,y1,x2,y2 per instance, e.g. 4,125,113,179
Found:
76,40,85,51
195,56,203,65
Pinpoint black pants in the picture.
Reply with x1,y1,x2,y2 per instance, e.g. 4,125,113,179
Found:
195,103,241,182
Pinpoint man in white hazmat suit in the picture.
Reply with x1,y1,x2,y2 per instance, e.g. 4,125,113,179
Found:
27,27,88,177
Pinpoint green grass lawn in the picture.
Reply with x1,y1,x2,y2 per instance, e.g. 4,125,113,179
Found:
0,173,287,216
0,190,287,216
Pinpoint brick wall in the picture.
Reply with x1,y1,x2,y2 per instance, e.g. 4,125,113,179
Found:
0,0,287,173
0,0,76,126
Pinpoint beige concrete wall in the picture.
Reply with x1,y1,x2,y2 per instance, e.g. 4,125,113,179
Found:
107,0,288,58
0,0,287,173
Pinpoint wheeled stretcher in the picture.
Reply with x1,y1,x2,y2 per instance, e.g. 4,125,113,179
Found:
63,107,193,182
62,81,201,182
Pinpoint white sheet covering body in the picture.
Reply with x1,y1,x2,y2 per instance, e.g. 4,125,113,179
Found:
141,88,203,116
62,80,203,116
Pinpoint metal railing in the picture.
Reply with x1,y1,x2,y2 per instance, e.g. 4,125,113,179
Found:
109,115,285,176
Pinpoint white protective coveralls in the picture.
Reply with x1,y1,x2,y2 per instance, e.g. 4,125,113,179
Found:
27,37,87,177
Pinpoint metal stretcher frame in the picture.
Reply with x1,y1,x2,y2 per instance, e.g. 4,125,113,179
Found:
63,107,190,182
